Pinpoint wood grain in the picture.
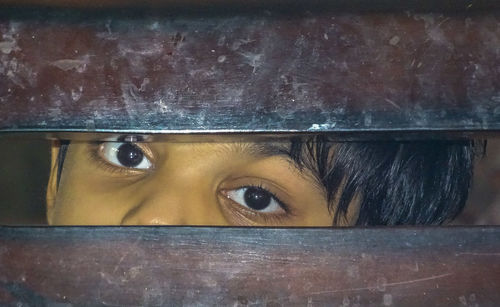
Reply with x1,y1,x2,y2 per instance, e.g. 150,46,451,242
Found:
1,9,500,135
0,226,499,305
0,0,498,10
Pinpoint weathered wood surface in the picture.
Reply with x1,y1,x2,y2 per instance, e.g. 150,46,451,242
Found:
1,0,499,10
1,9,500,135
0,226,499,306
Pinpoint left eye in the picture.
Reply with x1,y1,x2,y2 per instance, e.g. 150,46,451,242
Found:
99,142,152,169
225,186,283,213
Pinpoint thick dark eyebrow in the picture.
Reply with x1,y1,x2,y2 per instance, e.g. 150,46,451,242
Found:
220,141,291,160
207,140,311,177
242,141,292,159
227,141,317,176
238,140,327,192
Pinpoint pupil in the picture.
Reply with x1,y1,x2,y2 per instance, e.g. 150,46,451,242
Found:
244,187,272,211
117,143,144,167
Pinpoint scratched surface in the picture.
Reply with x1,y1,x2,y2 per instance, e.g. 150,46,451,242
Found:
2,0,500,11
0,9,500,136
0,227,499,306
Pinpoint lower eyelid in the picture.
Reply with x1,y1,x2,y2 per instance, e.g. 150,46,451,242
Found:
218,193,290,225
245,185,291,213
219,179,294,210
87,143,124,173
87,142,148,175
221,187,284,209
218,189,293,223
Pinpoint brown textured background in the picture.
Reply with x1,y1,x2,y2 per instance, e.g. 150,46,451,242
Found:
0,138,49,224
0,137,498,225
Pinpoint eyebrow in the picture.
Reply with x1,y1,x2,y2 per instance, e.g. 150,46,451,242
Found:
242,141,292,158
223,141,293,160
241,140,329,193
226,140,320,179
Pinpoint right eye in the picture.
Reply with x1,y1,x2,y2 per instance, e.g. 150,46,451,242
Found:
99,142,152,170
225,186,285,213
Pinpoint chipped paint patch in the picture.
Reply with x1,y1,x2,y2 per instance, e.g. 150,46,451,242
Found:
239,52,263,73
308,123,336,131
389,36,400,46
0,40,18,54
383,294,393,306
50,58,89,72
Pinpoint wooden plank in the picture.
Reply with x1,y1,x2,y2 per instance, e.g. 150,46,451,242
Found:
1,10,500,136
0,0,498,11
0,226,499,305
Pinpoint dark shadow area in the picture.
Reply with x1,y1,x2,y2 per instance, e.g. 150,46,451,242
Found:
0,138,49,224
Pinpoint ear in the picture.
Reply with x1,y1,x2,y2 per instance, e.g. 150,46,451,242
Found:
46,140,61,225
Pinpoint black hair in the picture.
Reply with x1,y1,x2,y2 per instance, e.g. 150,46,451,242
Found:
287,137,479,226
56,137,479,226
56,140,70,187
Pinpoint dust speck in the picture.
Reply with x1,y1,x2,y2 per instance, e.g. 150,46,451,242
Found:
217,55,227,63
383,294,393,306
389,36,400,46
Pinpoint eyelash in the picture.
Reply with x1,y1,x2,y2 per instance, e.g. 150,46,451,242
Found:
240,184,291,213
220,183,295,224
87,142,149,175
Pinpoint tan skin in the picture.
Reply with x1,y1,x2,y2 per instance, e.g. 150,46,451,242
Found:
47,137,359,226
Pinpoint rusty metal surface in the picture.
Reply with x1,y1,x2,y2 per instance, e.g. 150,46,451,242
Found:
0,227,499,306
1,9,500,136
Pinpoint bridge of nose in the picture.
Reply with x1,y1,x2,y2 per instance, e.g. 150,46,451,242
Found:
121,151,228,225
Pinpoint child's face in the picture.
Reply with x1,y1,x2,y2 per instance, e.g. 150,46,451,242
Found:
47,138,358,226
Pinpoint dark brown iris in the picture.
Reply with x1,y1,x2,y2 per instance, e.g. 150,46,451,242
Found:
244,187,272,210
117,143,144,167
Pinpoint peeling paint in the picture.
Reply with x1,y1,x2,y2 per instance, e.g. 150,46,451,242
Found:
50,58,89,72
217,55,227,63
389,36,400,46
239,52,263,73
383,294,393,306
0,40,18,54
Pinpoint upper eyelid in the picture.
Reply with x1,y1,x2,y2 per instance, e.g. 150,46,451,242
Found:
220,183,294,216
86,143,139,175
219,190,291,224
98,140,156,164
92,141,155,172
238,185,289,212
222,176,293,198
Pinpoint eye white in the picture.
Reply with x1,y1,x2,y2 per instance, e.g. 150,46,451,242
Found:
100,142,152,170
225,187,282,213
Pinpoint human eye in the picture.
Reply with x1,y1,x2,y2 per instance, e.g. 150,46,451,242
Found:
218,180,297,225
224,186,285,213
98,142,152,170
99,142,152,171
